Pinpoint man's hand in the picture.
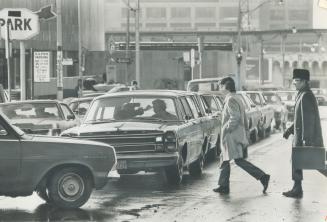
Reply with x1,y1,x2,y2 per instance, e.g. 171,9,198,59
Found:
283,129,291,139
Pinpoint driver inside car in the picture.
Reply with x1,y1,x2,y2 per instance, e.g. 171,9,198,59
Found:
151,99,177,120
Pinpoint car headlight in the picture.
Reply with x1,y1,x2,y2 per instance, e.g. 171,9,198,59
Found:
155,136,164,151
164,131,177,152
155,136,163,143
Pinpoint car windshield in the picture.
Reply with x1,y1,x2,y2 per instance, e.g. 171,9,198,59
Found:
84,96,179,123
0,103,62,120
276,92,297,102
69,100,92,116
262,93,282,104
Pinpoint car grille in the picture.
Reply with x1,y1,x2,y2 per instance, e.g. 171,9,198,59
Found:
75,132,162,153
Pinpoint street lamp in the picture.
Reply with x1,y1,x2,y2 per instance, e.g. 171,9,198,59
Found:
236,0,284,90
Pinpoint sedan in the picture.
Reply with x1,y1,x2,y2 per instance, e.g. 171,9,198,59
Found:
62,90,219,185
0,112,116,208
0,100,79,136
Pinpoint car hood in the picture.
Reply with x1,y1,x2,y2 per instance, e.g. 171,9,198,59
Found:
31,134,113,148
11,118,61,129
62,121,179,136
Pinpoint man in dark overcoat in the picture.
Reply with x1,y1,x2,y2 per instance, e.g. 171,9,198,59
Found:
283,69,324,198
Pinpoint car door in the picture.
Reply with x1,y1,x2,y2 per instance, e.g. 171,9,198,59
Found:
179,96,201,164
184,96,205,163
0,116,21,192
199,94,221,150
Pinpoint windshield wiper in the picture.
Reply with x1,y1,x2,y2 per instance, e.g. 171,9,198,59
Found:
85,119,118,124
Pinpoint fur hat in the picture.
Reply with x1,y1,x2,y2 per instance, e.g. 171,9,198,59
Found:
293,69,310,81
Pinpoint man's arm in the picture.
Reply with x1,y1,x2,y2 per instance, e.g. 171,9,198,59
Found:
301,93,316,145
225,97,241,133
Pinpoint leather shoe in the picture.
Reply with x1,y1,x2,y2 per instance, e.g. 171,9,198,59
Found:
213,186,229,194
260,174,270,193
282,189,303,198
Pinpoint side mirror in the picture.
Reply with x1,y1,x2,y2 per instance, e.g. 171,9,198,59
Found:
184,115,192,120
67,114,76,120
0,129,8,136
205,108,212,114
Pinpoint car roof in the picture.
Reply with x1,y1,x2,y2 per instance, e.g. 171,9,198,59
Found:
188,77,222,84
0,99,60,105
95,90,197,99
69,97,94,104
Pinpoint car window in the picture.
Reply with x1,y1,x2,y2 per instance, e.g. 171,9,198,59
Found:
180,97,194,119
70,100,92,116
61,104,74,119
175,99,185,120
201,95,220,113
85,96,178,122
186,96,200,118
263,93,282,104
248,93,262,106
236,94,251,110
0,103,61,120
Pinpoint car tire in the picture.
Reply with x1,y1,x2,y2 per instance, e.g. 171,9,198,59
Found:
258,123,266,139
36,187,51,203
48,167,93,209
189,151,204,177
250,130,257,144
165,156,184,185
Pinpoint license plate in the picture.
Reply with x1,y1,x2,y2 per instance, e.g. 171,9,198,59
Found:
116,160,127,170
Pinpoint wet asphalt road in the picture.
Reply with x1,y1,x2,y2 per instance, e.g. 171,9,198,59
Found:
1,110,327,221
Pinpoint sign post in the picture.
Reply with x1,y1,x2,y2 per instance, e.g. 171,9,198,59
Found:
0,8,40,101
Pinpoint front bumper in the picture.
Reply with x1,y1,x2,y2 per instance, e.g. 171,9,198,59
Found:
116,152,179,171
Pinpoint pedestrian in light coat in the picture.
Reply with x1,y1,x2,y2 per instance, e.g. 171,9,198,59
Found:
283,69,324,198
213,77,270,194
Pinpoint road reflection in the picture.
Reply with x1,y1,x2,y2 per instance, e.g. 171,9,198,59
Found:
0,203,112,221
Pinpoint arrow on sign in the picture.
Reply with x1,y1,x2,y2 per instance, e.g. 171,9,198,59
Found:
35,5,56,20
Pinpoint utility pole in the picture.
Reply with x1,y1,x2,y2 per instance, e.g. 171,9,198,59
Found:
135,0,140,87
20,41,26,100
78,0,83,97
125,0,130,84
281,34,286,88
236,0,243,91
5,22,11,102
56,0,63,100
259,36,264,85
197,36,203,79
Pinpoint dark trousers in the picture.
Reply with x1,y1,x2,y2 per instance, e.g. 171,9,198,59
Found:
218,158,266,187
292,166,303,182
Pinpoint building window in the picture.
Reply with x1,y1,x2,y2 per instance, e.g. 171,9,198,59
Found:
219,7,237,19
195,7,216,19
195,23,216,28
171,7,191,19
289,10,308,20
121,8,142,18
146,23,167,28
146,7,166,19
270,10,284,20
170,23,191,28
